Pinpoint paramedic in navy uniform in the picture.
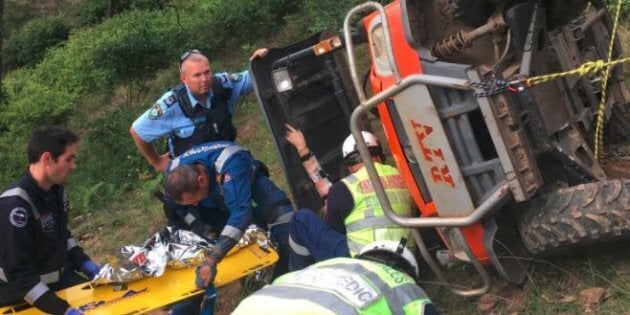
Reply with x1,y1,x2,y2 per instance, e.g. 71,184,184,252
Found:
0,126,99,315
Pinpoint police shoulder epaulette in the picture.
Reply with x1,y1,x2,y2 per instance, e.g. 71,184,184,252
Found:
229,73,243,82
164,94,178,107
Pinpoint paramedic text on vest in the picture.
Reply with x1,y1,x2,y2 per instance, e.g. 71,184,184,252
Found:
233,240,441,315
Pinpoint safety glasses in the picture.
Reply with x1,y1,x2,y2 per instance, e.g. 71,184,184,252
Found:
179,49,202,71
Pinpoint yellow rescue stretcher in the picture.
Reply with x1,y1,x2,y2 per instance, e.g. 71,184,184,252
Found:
0,243,278,314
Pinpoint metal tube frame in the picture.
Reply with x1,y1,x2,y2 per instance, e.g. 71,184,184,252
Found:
343,1,400,103
343,2,506,297
350,74,512,228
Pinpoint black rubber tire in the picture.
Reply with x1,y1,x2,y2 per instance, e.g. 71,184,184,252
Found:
518,179,630,256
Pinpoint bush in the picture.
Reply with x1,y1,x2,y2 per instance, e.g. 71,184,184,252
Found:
606,0,630,18
32,10,182,97
70,105,153,211
72,0,170,27
92,13,179,86
2,0,38,37
180,0,298,54
285,0,388,34
3,16,70,69
73,0,108,26
0,131,28,188
2,68,76,127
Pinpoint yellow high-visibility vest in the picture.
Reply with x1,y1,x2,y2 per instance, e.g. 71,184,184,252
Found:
342,163,414,256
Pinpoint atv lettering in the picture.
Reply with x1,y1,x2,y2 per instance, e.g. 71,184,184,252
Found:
410,119,454,187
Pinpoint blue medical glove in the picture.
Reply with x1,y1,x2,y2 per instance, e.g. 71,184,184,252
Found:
64,307,84,315
80,260,101,279
200,285,217,315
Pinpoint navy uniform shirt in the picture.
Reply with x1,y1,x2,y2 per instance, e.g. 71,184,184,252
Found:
166,142,255,255
0,171,89,312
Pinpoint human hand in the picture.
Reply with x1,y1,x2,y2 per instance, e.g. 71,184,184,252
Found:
80,260,101,280
195,259,217,289
154,153,172,172
285,124,307,153
65,307,84,315
250,48,269,60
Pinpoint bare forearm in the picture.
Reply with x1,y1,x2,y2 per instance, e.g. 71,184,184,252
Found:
300,148,332,197
285,124,331,196
130,127,167,171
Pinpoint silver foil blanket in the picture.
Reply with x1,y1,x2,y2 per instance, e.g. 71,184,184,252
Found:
92,225,272,284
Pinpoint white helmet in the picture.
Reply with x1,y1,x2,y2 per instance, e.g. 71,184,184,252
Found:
342,131,381,162
358,240,419,278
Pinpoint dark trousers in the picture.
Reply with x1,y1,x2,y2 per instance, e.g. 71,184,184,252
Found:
288,209,350,271
0,265,86,306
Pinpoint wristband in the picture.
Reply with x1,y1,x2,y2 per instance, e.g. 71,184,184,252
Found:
300,151,314,161
310,169,327,183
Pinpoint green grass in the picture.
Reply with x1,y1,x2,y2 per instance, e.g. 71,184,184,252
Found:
423,246,630,314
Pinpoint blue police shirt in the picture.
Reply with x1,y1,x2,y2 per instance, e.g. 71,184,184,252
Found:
132,71,253,155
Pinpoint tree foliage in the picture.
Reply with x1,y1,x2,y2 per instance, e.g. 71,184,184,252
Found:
2,0,37,37
1,0,4,79
3,16,70,70
72,0,168,26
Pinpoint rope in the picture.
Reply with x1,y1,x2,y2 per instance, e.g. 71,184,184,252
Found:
471,57,630,97
524,58,630,86
520,0,628,161
594,0,623,161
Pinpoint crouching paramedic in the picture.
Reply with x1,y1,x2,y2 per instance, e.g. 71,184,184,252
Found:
163,141,294,287
0,126,100,315
232,239,440,315
285,126,415,269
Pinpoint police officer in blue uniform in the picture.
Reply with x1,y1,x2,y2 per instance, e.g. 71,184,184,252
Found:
130,48,268,172
163,142,293,287
0,126,100,315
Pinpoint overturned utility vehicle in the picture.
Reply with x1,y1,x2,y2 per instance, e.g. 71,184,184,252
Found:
251,0,630,296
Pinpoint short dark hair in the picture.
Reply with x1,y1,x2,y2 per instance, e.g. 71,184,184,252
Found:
164,164,202,202
27,125,79,164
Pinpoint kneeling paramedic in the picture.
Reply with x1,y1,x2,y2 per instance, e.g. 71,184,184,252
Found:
232,239,440,315
163,142,294,288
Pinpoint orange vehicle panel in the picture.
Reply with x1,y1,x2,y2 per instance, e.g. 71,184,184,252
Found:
364,0,491,264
